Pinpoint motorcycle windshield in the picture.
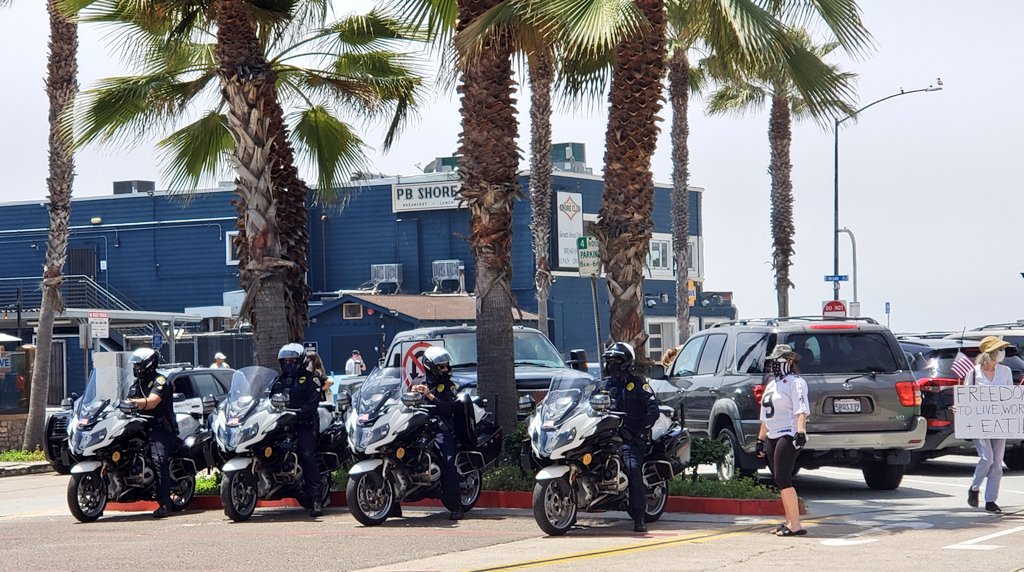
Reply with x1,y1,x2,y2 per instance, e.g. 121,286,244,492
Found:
540,370,598,430
355,367,403,421
224,366,279,421
76,367,133,420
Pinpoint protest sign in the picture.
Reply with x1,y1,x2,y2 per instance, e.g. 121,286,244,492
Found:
953,385,1024,439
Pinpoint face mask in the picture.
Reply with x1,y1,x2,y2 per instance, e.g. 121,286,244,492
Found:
778,359,792,377
769,361,782,377
281,360,298,375
996,350,1006,363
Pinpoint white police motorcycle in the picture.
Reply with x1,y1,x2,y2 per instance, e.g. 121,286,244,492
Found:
66,367,211,522
523,370,691,535
213,366,348,522
343,367,502,525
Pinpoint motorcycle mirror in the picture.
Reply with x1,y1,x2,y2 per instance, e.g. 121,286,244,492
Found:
336,390,351,410
118,400,138,413
271,393,289,409
517,394,536,412
201,394,217,414
589,393,611,412
61,397,74,410
401,391,424,408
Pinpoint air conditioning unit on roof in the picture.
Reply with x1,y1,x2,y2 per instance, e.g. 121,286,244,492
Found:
370,263,403,294
432,259,465,294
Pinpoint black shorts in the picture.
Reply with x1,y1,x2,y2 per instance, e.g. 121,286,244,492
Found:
766,435,800,489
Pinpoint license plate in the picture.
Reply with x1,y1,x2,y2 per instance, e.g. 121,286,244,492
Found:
358,413,369,422
833,398,861,414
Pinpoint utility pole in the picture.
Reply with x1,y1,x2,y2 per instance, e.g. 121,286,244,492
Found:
16,287,23,343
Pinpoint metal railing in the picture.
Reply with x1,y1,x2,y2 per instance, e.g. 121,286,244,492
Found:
0,275,138,311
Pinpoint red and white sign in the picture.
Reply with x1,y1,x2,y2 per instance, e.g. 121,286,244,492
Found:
88,311,109,339
399,340,444,390
822,300,848,318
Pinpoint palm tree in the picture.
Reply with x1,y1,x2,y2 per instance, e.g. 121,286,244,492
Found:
16,0,78,450
705,30,857,316
68,0,423,366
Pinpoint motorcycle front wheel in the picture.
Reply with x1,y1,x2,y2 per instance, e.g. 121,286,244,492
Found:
346,471,394,526
644,480,668,523
221,470,258,522
460,469,482,512
67,470,107,523
532,477,577,536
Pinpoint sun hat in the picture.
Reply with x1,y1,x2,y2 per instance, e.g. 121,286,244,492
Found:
978,336,1011,354
766,344,800,361
214,352,226,360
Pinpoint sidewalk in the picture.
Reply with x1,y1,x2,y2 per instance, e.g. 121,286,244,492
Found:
0,461,54,478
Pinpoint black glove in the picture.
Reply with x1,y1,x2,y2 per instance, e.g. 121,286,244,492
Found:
755,440,765,457
794,432,807,449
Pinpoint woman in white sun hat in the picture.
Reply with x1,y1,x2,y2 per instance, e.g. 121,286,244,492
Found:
965,335,1013,514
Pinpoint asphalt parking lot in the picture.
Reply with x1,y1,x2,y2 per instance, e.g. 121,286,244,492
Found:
1,456,1022,571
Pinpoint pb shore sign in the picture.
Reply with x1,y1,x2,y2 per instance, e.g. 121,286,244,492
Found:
953,384,1024,439
392,181,465,212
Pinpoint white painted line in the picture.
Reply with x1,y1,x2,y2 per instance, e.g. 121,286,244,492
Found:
821,521,932,546
810,468,1024,496
944,525,1024,550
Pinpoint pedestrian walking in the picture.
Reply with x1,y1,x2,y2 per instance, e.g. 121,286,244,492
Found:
757,344,809,536
966,336,1012,514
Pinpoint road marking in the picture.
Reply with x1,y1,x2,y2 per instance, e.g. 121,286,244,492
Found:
465,527,756,571
811,468,1024,496
820,520,932,546
944,525,1024,550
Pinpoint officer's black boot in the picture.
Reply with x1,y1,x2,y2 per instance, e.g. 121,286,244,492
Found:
388,503,403,518
152,505,170,519
309,488,324,518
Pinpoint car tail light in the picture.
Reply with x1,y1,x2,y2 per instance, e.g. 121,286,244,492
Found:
927,419,952,428
752,384,765,404
895,381,921,407
808,324,857,330
915,377,960,393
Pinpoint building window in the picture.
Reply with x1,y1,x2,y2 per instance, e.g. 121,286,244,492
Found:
225,231,240,265
646,319,677,363
342,303,363,320
645,233,674,280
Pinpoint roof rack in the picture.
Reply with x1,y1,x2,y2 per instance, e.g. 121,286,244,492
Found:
709,315,879,329
970,321,1024,331
161,362,195,370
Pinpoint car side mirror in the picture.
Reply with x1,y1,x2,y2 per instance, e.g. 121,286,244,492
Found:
518,394,536,412
336,390,351,410
201,394,217,414
649,364,666,380
61,397,74,410
172,392,185,402
567,349,589,371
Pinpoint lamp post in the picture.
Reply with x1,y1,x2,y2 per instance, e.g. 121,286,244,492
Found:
837,228,857,315
832,80,943,301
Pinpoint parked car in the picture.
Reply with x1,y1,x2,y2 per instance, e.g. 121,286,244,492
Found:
652,316,926,490
44,366,234,474
945,323,1024,353
382,326,591,397
898,336,1024,470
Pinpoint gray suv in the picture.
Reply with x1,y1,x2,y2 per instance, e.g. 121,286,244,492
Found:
652,317,926,490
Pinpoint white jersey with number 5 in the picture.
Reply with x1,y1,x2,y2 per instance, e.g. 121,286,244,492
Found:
760,374,810,438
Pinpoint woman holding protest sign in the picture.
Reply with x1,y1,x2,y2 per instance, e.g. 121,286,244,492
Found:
965,336,1013,514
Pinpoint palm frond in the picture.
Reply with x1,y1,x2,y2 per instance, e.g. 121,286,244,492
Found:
380,0,457,46
289,106,369,202
157,111,235,191
705,82,768,116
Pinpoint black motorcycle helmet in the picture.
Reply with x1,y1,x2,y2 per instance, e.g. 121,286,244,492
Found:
602,342,635,377
420,346,452,379
129,347,159,380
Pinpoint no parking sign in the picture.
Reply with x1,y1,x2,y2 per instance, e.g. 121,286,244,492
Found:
399,340,444,389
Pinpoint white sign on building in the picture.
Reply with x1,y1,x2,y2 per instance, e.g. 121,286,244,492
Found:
556,191,584,268
392,181,465,212
88,311,109,339
954,385,1024,439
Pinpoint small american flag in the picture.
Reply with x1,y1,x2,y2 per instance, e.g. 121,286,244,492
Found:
951,351,974,380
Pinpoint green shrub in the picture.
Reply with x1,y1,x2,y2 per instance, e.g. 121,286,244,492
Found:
688,437,728,481
195,473,220,496
0,449,46,462
668,476,778,500
482,462,534,491
331,468,349,490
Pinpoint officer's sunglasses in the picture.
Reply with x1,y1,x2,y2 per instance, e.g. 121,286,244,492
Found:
435,363,451,371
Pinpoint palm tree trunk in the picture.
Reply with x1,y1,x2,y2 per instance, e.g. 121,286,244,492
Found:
668,47,691,343
528,53,554,339
768,95,795,317
214,0,291,367
24,0,77,450
456,0,519,438
596,0,666,361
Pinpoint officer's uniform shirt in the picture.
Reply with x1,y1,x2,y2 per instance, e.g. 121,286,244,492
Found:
425,371,458,421
133,374,176,433
759,374,809,438
271,368,321,425
601,373,660,436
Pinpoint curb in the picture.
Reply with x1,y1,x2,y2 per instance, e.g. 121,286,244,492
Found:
108,490,801,516
0,464,56,478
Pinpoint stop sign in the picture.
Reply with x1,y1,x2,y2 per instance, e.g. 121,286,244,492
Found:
822,300,848,317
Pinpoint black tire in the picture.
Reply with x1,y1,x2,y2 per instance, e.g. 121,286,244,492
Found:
861,459,906,490
644,480,668,523
346,471,394,526
532,477,576,536
169,474,196,512
221,470,258,522
460,469,482,512
1004,449,1024,471
717,427,756,481
67,471,107,523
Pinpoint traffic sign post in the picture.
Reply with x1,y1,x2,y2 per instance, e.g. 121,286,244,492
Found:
576,236,604,369
88,311,109,339
152,329,163,349
885,302,891,328
823,275,849,282
822,300,848,318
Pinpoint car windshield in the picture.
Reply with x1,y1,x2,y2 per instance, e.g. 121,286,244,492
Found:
77,367,133,417
784,333,902,374
440,331,566,368
356,367,404,415
540,371,598,428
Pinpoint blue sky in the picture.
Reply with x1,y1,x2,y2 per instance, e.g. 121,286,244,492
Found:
1,1,1021,333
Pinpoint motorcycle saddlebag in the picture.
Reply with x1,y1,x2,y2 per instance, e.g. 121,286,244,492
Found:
452,394,479,450
477,422,503,466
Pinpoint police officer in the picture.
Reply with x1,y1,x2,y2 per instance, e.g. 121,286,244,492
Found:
411,346,464,520
125,348,178,519
270,343,325,517
599,342,659,533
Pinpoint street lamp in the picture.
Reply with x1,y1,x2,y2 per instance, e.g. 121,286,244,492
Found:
837,228,857,315
832,79,943,301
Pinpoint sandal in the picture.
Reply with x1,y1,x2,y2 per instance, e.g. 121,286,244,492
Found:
771,523,787,533
776,525,807,537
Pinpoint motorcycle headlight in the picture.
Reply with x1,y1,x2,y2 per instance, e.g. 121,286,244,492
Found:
539,427,576,456
237,424,259,447
72,428,107,453
359,423,390,449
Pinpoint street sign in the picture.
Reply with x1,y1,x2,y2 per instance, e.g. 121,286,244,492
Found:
823,275,849,282
885,302,891,315
687,279,697,307
88,311,109,339
152,330,163,349
576,236,602,278
303,341,318,355
822,300,848,317
0,354,10,373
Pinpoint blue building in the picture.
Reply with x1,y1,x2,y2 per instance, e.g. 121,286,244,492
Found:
0,145,735,409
